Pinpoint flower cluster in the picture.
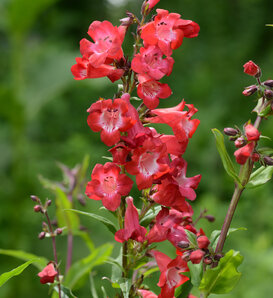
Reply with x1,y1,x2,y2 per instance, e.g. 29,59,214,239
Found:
72,1,205,297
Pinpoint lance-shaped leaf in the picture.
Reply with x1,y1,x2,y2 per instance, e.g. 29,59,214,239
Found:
0,249,47,270
65,209,117,235
199,250,243,295
212,129,242,186
52,285,77,298
64,243,113,289
188,261,203,287
246,166,273,188
0,259,38,287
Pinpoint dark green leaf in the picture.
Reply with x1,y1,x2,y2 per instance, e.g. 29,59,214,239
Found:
0,259,38,287
199,250,243,295
210,228,247,250
175,280,193,298
65,209,117,235
188,261,203,287
0,249,47,270
64,243,113,289
212,129,241,186
247,166,273,188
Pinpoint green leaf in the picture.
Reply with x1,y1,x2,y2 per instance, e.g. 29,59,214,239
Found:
266,24,273,27
247,166,273,188
210,228,247,250
0,259,38,287
54,188,80,232
64,243,113,289
89,274,99,298
101,286,108,298
0,249,47,270
119,278,132,298
184,229,198,248
140,205,161,225
188,261,203,287
175,280,193,298
199,250,243,295
53,285,77,298
73,231,95,253
258,147,273,156
65,209,118,235
212,129,241,186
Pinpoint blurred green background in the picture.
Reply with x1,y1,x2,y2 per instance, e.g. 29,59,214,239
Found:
0,0,273,297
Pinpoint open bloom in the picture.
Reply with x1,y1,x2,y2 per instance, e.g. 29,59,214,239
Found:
132,46,174,80
137,74,172,109
141,9,200,56
85,162,133,211
87,98,135,146
152,251,189,298
115,197,147,242
38,263,58,284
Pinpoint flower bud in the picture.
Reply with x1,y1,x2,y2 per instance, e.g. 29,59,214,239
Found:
46,200,52,207
190,249,205,264
34,205,41,213
214,253,223,261
242,85,257,96
264,89,273,100
197,236,210,249
251,153,260,162
204,257,212,265
263,80,273,88
56,228,63,235
30,195,39,202
224,127,239,136
263,156,273,166
204,215,215,222
177,241,190,249
39,231,46,239
181,251,191,262
234,137,247,148
243,60,259,76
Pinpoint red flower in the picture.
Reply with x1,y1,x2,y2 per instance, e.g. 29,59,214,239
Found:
190,249,205,264
87,98,135,147
152,251,189,298
141,9,200,56
85,162,133,211
147,100,200,144
38,263,58,284
138,289,158,298
243,60,259,76
245,124,260,141
125,138,169,190
197,236,210,249
137,75,172,109
132,46,174,80
115,197,147,242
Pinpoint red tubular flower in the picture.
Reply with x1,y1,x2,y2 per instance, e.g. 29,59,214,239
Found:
190,249,205,264
85,163,133,211
138,289,159,298
152,251,189,298
125,138,170,190
137,74,172,109
115,197,147,242
38,263,58,284
197,235,210,249
245,124,260,141
141,9,200,56
87,98,135,147
243,60,259,76
147,100,200,144
170,158,201,201
132,46,174,80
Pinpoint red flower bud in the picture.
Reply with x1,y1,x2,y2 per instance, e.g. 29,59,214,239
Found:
263,80,273,88
242,85,257,96
39,232,46,239
56,228,63,235
190,249,205,264
197,236,210,249
204,215,215,222
204,257,212,265
263,156,273,166
243,60,259,76
34,205,41,213
224,127,239,136
251,153,260,162
38,263,58,284
234,137,247,148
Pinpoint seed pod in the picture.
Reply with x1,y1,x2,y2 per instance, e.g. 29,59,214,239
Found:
224,127,238,136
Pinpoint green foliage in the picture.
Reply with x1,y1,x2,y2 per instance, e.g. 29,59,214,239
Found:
199,250,243,295
210,228,247,250
65,209,118,235
212,129,242,186
184,229,198,248
188,261,203,287
0,249,48,270
52,285,77,298
0,259,39,287
64,243,113,289
247,166,273,189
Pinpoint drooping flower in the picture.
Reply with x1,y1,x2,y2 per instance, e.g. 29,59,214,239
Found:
152,250,189,298
38,263,58,284
125,137,169,190
115,197,147,242
243,60,259,76
147,100,200,144
132,46,174,80
85,162,133,211
137,74,172,109
87,98,136,147
141,9,200,56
